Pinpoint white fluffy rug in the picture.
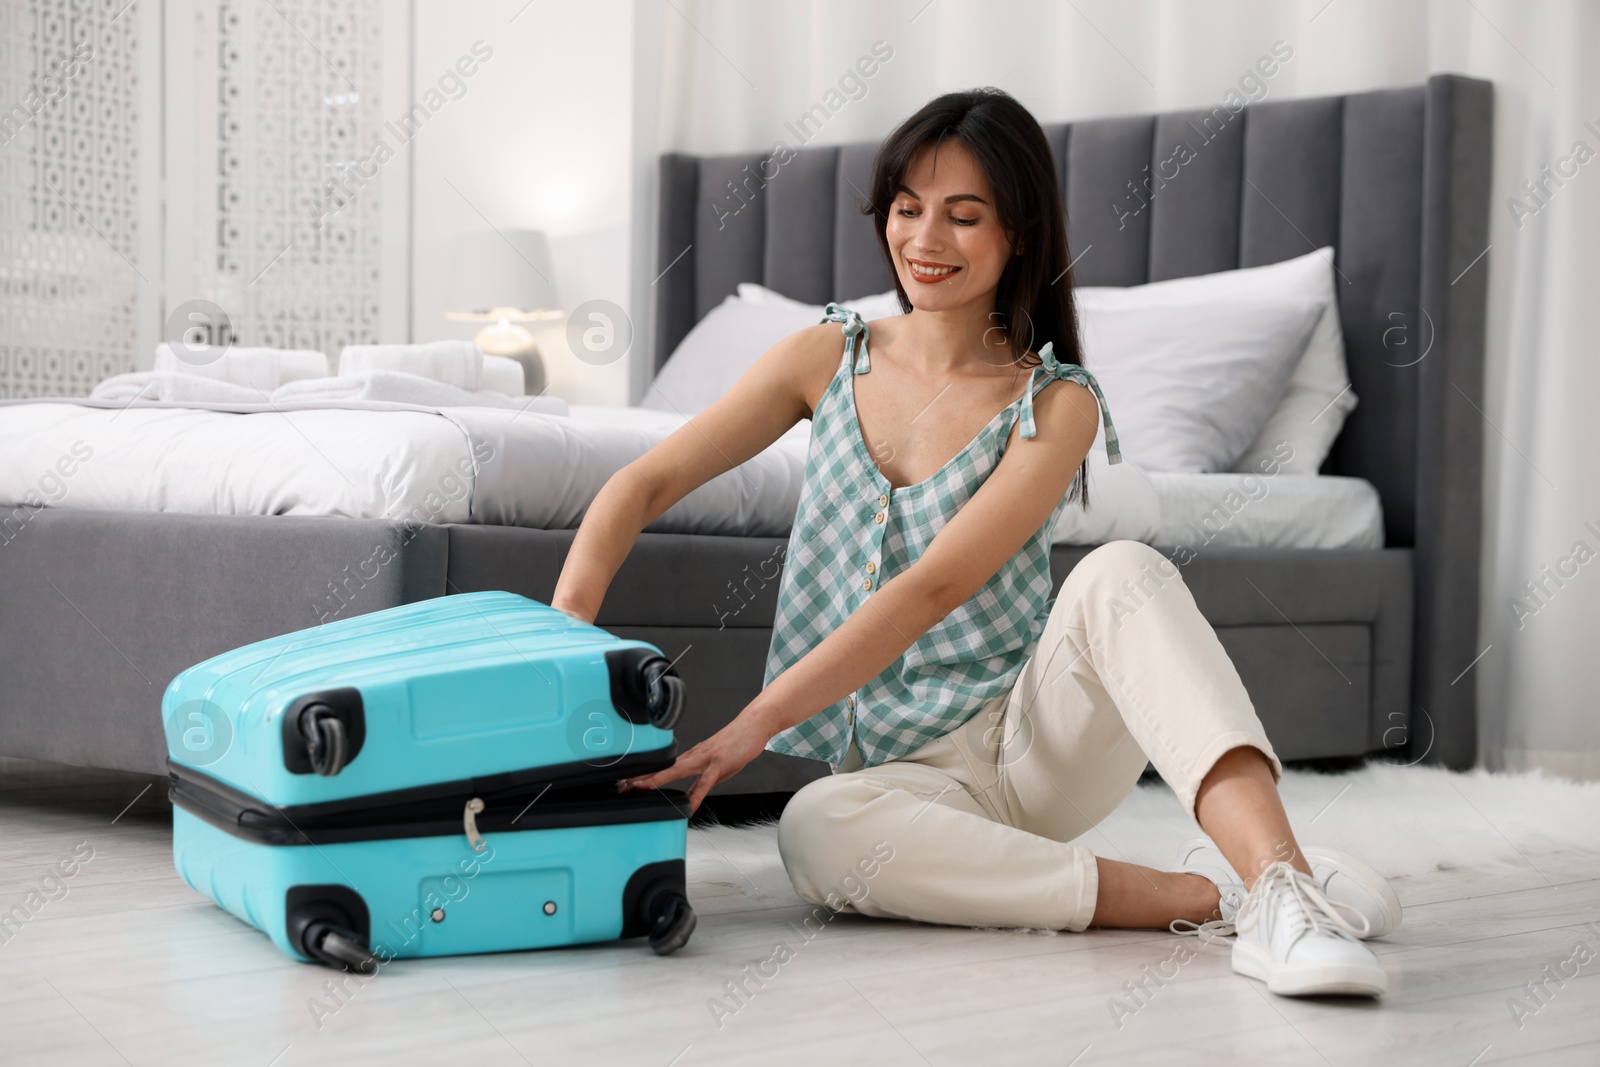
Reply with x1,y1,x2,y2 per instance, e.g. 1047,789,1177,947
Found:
691,763,1600,884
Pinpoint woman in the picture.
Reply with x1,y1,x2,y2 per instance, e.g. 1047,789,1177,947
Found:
552,88,1400,998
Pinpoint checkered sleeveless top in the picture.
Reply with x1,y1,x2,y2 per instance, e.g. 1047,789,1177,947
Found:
763,303,1121,768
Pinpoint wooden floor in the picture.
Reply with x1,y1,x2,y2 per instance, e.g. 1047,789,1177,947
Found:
3,757,1599,1067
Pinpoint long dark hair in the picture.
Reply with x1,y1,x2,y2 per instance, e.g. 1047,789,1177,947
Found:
863,87,1091,504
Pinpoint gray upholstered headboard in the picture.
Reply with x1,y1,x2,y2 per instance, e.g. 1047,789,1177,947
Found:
655,75,1491,544
655,75,1492,765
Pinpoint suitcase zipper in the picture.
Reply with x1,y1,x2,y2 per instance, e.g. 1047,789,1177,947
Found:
169,745,676,826
463,797,487,853
168,760,689,847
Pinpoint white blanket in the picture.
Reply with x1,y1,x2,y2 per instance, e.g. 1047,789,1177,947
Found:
0,400,792,533
0,400,1383,548
89,372,263,404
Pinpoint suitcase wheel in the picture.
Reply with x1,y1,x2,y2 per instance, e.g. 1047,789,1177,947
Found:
301,707,349,777
609,649,686,731
647,892,696,956
304,920,379,973
642,662,686,732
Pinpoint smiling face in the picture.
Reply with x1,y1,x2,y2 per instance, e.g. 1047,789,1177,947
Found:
885,140,1014,315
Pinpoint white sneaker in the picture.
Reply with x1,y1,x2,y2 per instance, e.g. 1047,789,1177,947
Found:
1172,837,1402,939
1230,861,1387,997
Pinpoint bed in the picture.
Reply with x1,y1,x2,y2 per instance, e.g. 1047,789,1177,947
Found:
0,75,1492,792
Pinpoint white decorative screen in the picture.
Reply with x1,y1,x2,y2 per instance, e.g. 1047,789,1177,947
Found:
0,0,143,398
0,0,409,397
188,0,395,357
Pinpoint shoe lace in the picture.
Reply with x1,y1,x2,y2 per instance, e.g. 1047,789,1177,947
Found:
1168,915,1236,944
1168,881,1246,943
1235,861,1371,942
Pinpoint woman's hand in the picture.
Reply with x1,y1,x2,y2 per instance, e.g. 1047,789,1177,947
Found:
617,711,773,813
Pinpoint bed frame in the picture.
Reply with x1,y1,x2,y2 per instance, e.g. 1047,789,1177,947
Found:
0,75,1492,792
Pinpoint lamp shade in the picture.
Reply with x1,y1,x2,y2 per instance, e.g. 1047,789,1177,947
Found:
444,229,561,318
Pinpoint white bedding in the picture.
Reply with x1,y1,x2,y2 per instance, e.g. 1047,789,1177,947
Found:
0,399,1381,549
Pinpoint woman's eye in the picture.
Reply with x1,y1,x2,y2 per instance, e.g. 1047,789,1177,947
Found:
896,206,978,226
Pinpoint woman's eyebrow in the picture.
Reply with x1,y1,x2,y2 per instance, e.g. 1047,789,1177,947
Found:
896,183,990,206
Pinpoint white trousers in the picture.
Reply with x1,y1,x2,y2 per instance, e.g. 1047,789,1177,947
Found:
775,540,1283,932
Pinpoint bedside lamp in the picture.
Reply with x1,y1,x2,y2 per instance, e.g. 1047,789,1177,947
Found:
445,230,562,395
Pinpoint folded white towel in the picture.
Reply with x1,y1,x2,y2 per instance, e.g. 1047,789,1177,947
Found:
338,341,484,390
90,371,264,404
481,355,525,396
153,344,329,389
87,367,568,414
269,370,567,413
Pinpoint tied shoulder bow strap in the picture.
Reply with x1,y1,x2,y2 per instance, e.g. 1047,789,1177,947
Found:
821,302,871,373
1017,341,1122,464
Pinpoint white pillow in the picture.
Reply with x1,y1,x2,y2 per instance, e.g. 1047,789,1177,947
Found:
642,295,823,413
1077,297,1324,473
1076,248,1354,474
1053,448,1161,545
643,286,906,413
736,282,905,322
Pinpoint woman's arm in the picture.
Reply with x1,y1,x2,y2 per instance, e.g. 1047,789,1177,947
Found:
551,324,836,622
620,377,1103,809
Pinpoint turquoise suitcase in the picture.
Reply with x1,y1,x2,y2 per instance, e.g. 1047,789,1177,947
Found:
164,591,695,971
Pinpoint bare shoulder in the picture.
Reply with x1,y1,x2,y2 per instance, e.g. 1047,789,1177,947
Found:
776,319,851,361
1021,374,1099,447
760,320,851,416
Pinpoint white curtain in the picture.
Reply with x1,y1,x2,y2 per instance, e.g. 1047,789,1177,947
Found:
651,0,1600,778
